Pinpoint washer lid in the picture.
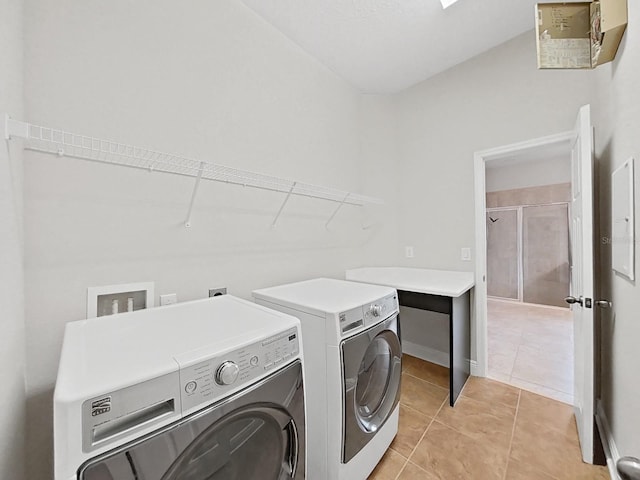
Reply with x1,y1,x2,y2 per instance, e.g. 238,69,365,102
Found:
253,278,396,315
55,296,299,403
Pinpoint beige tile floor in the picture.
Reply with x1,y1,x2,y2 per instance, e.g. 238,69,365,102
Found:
369,355,610,480
487,298,574,404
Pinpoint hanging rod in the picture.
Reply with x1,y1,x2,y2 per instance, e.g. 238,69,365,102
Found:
4,115,383,225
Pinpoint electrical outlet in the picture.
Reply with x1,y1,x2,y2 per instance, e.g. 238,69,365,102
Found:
209,287,227,297
405,246,415,258
461,247,471,261
159,293,178,306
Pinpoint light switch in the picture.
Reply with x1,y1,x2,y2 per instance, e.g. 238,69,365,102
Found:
461,247,471,261
405,246,415,258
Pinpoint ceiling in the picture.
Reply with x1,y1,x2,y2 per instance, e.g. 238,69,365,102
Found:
240,0,542,94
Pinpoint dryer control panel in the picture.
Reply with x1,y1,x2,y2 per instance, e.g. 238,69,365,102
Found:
178,327,300,414
363,294,399,326
338,293,399,338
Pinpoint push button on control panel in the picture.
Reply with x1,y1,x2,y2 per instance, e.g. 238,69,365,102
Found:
250,355,259,366
184,381,197,394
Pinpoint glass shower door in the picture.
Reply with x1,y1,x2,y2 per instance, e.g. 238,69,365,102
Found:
486,209,520,300
522,204,570,307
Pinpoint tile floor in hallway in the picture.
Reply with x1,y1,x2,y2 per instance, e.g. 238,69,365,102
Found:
487,298,574,404
368,355,610,480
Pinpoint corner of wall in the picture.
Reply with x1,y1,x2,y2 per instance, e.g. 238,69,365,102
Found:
0,0,26,478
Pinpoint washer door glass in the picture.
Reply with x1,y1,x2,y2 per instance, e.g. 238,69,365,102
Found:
354,330,401,433
162,407,295,480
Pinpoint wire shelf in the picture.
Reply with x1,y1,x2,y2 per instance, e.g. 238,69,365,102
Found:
7,118,383,208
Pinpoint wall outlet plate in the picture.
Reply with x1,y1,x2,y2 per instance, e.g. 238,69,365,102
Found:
209,287,227,297
159,293,178,306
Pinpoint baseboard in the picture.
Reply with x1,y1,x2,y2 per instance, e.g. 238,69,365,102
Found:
401,342,482,376
596,400,621,480
402,341,449,368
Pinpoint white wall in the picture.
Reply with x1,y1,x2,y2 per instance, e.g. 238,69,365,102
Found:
486,156,571,192
592,2,640,462
0,0,26,478
358,94,401,264
22,1,381,477
394,31,595,271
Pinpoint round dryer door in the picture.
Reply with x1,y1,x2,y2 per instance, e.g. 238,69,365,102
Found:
342,314,402,463
78,361,304,480
355,330,401,432
162,406,298,480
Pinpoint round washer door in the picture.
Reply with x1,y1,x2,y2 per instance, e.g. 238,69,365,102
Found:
342,314,401,463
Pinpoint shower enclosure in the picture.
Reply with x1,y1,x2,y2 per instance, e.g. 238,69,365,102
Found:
486,203,570,308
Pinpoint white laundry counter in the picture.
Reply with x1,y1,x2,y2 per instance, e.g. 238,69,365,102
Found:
346,267,474,407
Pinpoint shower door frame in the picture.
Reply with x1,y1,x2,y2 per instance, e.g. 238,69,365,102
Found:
486,206,524,302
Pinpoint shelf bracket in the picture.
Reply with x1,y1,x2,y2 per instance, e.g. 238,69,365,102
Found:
4,114,29,141
271,182,297,228
325,192,350,229
185,162,205,228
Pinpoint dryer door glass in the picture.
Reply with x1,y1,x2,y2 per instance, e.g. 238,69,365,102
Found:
341,314,402,463
354,330,401,432
80,406,297,480
161,407,296,480
79,361,304,480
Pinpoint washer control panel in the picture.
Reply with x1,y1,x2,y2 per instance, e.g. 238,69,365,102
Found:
179,327,299,413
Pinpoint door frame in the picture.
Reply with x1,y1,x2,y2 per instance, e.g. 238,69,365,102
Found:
473,131,573,377
486,206,523,302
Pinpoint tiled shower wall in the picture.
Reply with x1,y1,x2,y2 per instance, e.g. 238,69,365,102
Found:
486,183,571,208
486,183,571,308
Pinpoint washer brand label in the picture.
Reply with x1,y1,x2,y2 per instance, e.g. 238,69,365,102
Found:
91,397,112,417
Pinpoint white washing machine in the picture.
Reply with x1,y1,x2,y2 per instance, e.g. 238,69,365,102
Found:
253,278,401,480
54,295,305,480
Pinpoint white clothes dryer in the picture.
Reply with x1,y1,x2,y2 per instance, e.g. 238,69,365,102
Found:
253,278,401,480
54,295,305,480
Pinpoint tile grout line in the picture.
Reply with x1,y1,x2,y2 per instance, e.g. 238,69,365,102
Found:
402,370,449,392
392,395,449,480
501,388,522,480
508,375,574,405
398,401,435,421
492,301,575,404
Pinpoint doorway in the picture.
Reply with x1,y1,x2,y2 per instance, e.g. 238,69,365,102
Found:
474,106,598,463
473,133,576,404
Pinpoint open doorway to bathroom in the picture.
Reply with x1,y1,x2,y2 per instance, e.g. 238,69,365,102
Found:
484,149,574,404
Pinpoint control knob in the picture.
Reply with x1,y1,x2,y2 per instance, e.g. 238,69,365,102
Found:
215,361,240,386
371,304,384,317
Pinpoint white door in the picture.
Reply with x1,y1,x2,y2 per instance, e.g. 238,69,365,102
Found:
568,104,595,463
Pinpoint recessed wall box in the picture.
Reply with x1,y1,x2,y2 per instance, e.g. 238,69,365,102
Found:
87,282,155,318
535,0,627,69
